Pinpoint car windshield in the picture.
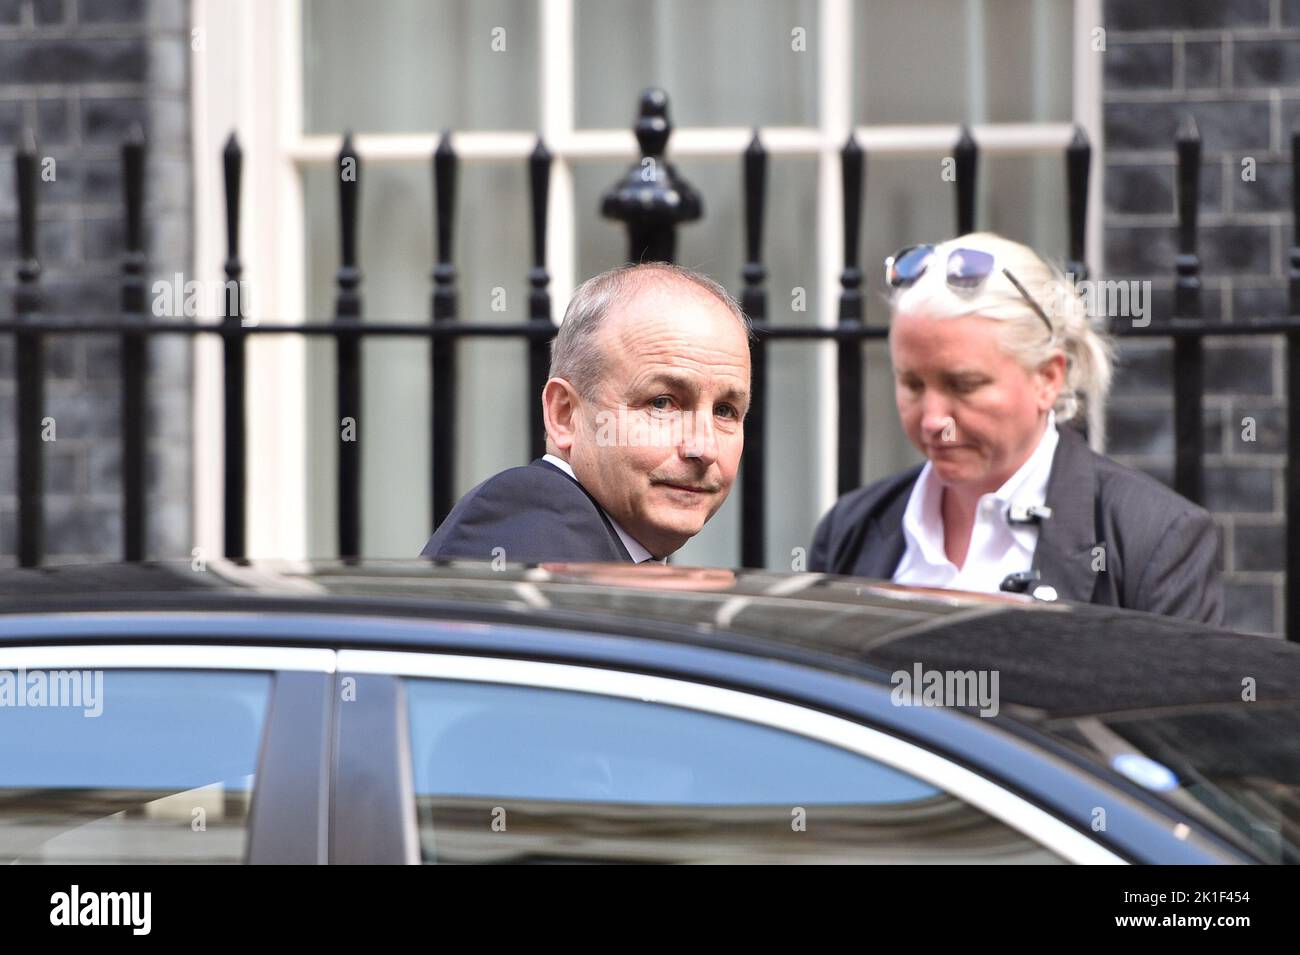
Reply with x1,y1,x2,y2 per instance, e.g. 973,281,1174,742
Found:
1047,702,1300,863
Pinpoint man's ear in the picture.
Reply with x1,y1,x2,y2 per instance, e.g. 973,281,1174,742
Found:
542,378,582,452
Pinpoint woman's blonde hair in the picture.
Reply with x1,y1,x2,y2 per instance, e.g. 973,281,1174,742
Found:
888,232,1115,447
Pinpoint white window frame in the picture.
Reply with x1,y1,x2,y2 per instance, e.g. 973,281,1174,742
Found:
189,0,1104,562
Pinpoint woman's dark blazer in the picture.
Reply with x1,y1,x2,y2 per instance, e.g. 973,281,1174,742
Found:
809,423,1224,625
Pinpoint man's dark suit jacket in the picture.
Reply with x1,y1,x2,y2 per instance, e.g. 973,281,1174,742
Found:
419,458,633,563
810,424,1224,625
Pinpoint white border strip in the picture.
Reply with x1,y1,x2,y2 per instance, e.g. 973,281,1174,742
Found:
338,650,1124,865
0,645,336,673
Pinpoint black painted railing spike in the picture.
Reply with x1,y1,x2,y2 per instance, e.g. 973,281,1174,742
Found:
840,132,864,297
1065,124,1090,283
743,129,766,274
836,131,866,497
220,128,247,561
1291,126,1300,317
120,125,148,560
434,129,457,269
527,136,553,462
16,129,39,285
222,132,243,297
741,127,769,567
122,125,146,270
14,128,44,567
954,125,978,235
1174,115,1202,320
335,130,363,560
430,130,460,527
529,137,552,274
335,131,362,320
1289,126,1300,642
1172,112,1204,507
120,130,146,313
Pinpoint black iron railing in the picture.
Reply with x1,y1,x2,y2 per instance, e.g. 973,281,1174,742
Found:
4,90,1297,639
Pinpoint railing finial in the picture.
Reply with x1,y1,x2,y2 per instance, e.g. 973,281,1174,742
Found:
600,89,702,264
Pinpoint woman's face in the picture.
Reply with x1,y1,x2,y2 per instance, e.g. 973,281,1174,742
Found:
890,310,1064,493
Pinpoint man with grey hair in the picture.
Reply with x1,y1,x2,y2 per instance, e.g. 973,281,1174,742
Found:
420,262,752,564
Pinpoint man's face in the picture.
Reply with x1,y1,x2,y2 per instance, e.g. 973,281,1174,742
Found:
890,310,1060,493
567,284,750,559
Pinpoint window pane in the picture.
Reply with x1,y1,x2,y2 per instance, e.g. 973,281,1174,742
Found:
0,670,271,864
982,153,1071,256
855,0,1073,125
303,0,539,134
406,678,1066,864
575,0,819,128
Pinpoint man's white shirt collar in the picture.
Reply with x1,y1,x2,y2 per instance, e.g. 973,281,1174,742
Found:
895,412,1059,592
542,454,666,564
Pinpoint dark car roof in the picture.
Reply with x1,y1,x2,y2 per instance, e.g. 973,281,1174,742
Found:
2,559,1297,725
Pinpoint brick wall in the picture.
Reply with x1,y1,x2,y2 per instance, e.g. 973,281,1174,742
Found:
1103,0,1294,635
0,0,192,565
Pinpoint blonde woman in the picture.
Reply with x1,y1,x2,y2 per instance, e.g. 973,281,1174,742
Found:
810,233,1222,625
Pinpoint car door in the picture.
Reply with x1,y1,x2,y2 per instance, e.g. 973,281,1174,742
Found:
330,647,1121,864
0,639,333,864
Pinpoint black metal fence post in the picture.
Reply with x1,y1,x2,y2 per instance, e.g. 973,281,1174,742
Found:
955,125,978,235
837,133,865,497
335,132,363,560
601,89,702,264
431,131,459,528
740,129,768,568
221,132,247,561
528,137,553,463
121,125,148,561
14,129,44,568
1173,116,1204,506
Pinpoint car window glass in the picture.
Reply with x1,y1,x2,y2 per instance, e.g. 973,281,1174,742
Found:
405,678,1066,864
0,669,271,864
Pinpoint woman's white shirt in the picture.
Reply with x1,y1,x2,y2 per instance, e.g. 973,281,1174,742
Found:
893,412,1059,594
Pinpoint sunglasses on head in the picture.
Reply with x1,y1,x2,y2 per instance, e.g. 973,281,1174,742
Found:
884,244,1055,340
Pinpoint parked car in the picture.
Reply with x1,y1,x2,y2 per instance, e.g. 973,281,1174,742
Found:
0,559,1295,864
